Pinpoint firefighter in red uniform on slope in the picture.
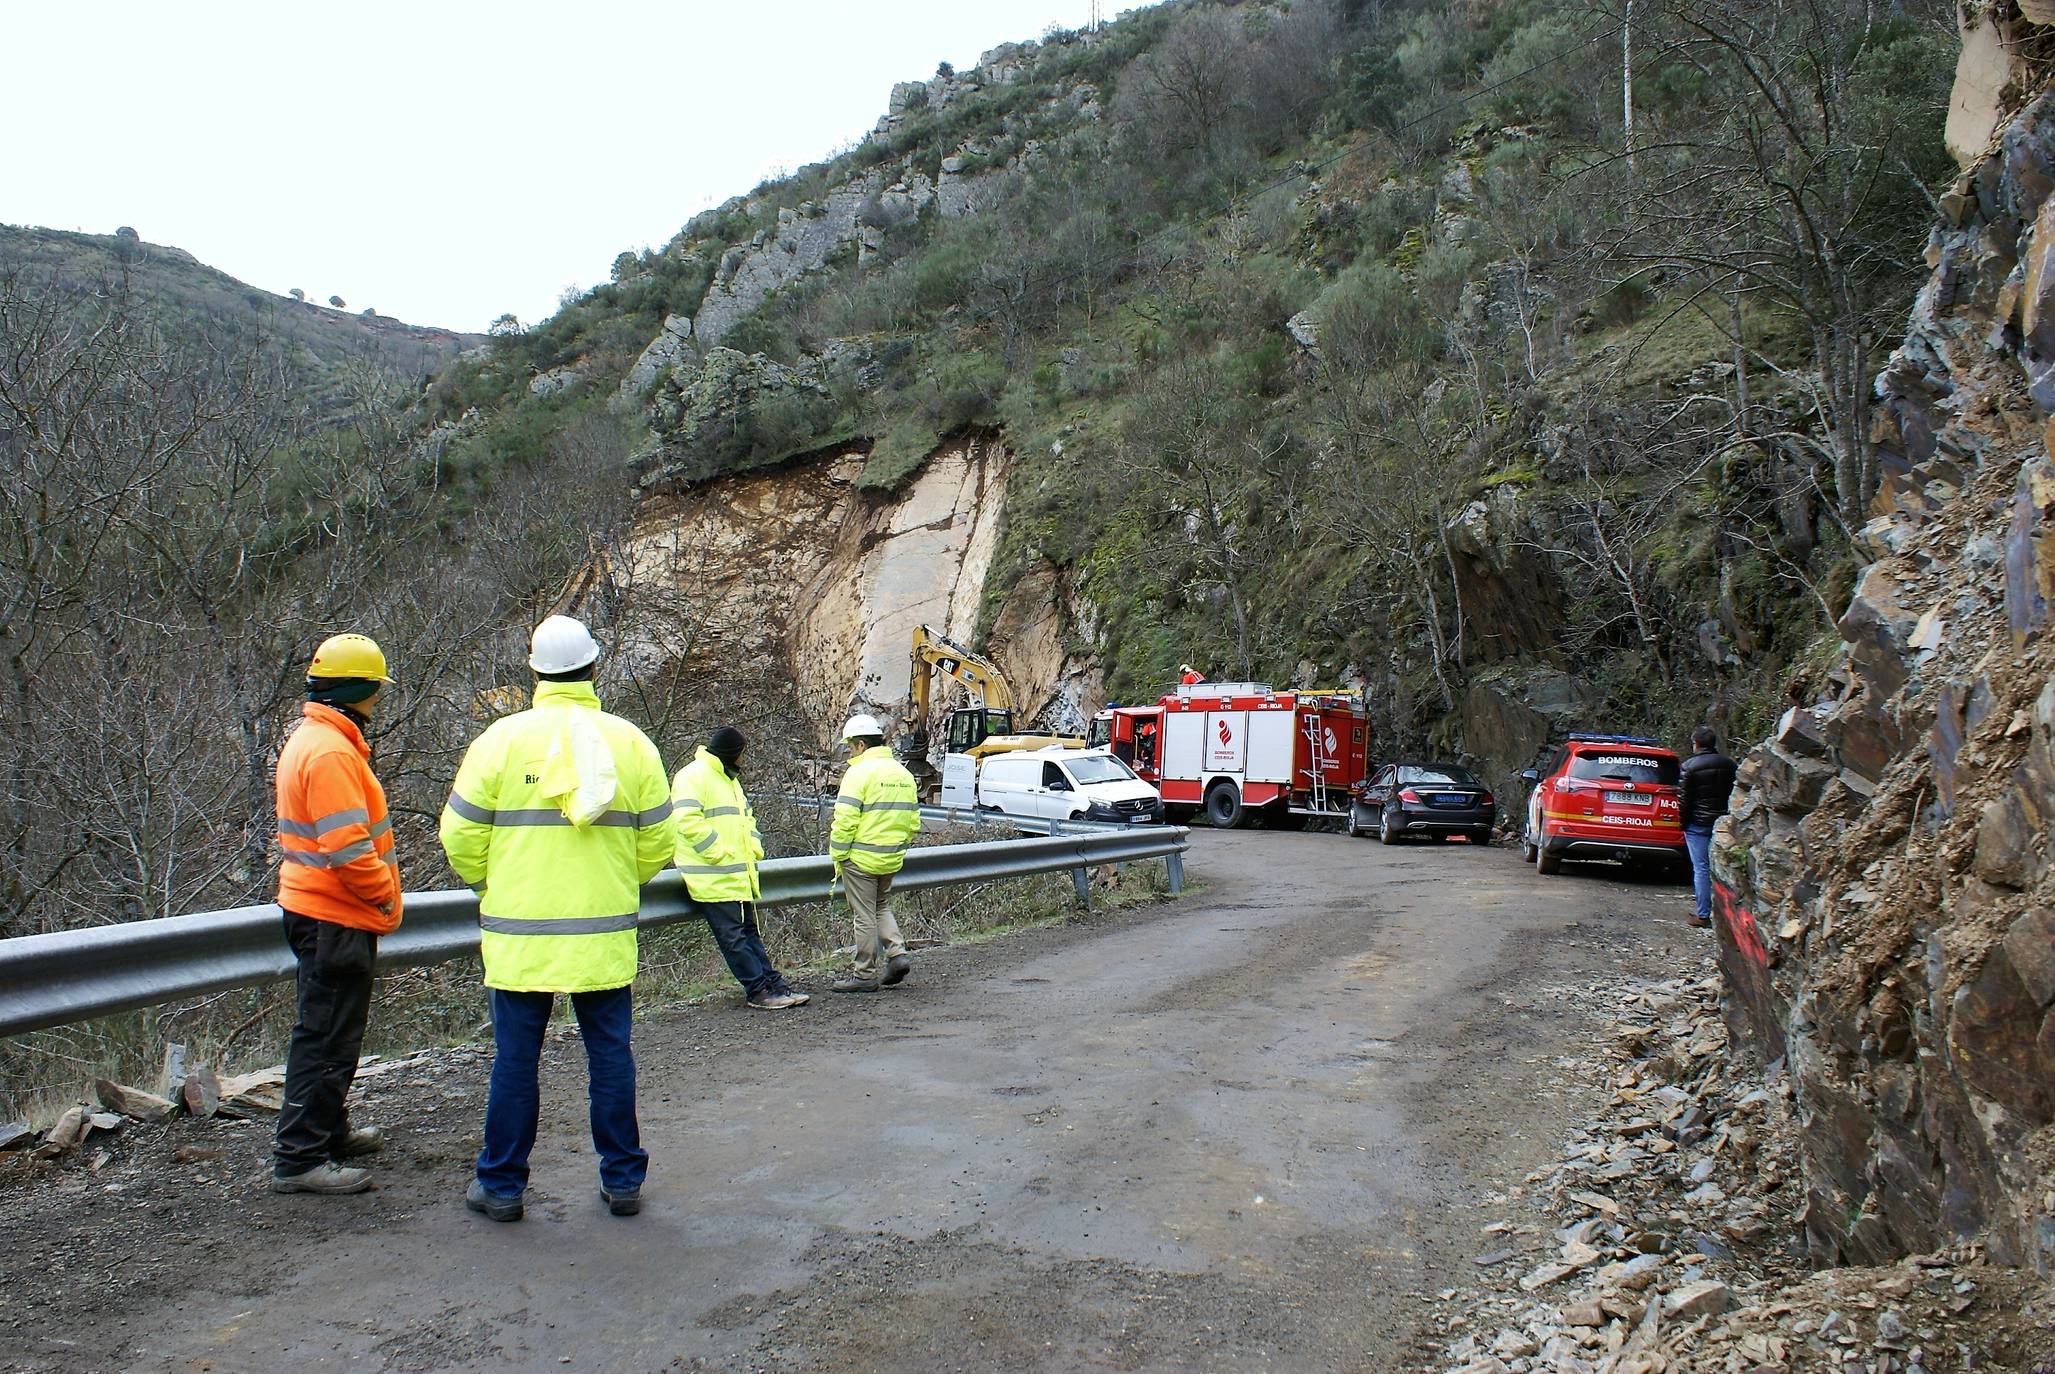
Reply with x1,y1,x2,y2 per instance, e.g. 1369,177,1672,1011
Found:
1179,664,1205,686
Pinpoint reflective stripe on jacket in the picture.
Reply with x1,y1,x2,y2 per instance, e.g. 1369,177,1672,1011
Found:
275,703,401,933
829,745,921,875
671,747,762,902
438,680,673,993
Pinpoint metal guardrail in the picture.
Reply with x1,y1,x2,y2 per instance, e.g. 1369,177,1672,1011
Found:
0,827,1188,1039
783,792,1147,838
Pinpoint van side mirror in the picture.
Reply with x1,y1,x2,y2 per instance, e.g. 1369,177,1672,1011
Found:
1519,769,1540,785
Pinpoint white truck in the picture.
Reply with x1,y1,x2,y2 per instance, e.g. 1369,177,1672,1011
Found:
940,746,1165,824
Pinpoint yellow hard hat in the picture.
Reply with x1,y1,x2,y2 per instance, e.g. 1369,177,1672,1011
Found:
308,633,393,683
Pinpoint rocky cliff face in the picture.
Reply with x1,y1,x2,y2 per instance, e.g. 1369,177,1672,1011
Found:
1714,84,2055,1272
614,432,1097,745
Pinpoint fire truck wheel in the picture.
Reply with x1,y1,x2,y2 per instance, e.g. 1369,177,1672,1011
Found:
1203,782,1244,829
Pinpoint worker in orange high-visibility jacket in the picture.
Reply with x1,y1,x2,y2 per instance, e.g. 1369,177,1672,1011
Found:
271,632,402,1197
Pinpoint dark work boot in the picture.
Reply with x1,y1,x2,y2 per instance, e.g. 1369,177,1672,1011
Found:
831,976,881,993
465,1178,523,1222
881,955,912,987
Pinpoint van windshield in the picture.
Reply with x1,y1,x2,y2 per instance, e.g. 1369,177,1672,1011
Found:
1066,755,1137,785
1568,752,1678,786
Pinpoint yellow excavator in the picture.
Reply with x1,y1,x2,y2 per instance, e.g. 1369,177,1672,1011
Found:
904,626,1081,786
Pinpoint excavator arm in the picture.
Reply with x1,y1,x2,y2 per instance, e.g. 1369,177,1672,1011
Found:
908,625,1017,724
904,627,1080,792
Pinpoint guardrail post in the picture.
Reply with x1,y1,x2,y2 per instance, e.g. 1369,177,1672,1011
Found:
1165,851,1185,894
1071,866,1091,910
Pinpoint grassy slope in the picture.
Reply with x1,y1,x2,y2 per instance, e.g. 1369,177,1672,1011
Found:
0,224,483,384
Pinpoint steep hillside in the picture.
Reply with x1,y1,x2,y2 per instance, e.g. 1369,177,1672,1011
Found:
0,224,481,388
414,0,1958,789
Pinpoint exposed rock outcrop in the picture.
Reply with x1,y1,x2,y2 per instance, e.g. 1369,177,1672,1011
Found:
1715,89,2055,1273
986,558,1103,737
621,313,693,396
1447,494,1570,666
692,181,931,348
616,434,1088,745
620,30,1104,393
1462,664,1592,796
641,347,844,486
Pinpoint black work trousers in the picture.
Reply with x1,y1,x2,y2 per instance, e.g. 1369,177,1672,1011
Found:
273,910,377,1176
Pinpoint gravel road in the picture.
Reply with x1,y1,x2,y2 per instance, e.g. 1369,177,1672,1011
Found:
2,830,1703,1373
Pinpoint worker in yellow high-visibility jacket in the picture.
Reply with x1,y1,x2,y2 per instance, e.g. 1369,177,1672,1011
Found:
671,726,807,1010
439,615,674,1223
828,714,921,993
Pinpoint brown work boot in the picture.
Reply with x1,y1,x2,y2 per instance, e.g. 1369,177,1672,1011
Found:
334,1125,386,1158
748,989,808,1010
881,955,912,987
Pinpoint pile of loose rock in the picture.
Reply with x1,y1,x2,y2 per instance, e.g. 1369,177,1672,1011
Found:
0,1047,430,1174
1431,963,2051,1373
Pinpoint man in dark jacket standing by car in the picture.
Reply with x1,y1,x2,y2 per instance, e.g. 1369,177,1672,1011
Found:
1679,725,1737,930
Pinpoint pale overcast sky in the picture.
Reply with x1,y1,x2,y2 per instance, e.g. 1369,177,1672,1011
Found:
4,1,1111,332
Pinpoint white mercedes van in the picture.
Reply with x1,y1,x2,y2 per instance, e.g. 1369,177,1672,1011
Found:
971,747,1164,823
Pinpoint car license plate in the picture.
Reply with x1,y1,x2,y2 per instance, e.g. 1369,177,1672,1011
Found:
1605,791,1649,805
1433,794,1468,805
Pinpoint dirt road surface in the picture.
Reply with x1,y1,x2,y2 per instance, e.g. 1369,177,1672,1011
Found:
3,830,1702,1373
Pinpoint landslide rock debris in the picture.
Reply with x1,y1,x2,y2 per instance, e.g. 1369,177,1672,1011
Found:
613,434,1101,748
1715,87,2055,1271
13,1056,416,1168
1429,967,2052,1373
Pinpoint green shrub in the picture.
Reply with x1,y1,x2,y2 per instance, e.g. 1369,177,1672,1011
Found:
721,307,801,364
910,233,982,314
858,415,941,490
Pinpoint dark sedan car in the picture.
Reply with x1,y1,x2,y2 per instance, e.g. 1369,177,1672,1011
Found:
1349,762,1496,844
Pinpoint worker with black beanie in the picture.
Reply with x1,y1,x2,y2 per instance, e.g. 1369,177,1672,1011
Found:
670,726,807,1009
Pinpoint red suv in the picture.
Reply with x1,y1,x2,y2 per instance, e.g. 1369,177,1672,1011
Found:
1520,734,1685,875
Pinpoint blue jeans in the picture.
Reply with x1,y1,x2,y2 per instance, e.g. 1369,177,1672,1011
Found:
1684,826,1715,920
476,985,646,1199
699,900,782,997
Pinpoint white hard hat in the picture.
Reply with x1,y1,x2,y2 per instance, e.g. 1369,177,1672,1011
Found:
840,713,884,741
529,615,600,674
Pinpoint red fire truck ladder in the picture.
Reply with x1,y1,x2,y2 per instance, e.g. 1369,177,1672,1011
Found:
1301,711,1331,813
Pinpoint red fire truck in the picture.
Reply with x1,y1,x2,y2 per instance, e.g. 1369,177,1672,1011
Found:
1087,682,1368,827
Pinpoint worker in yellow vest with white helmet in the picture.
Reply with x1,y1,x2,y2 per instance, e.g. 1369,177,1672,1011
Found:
439,615,674,1222
828,713,922,993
